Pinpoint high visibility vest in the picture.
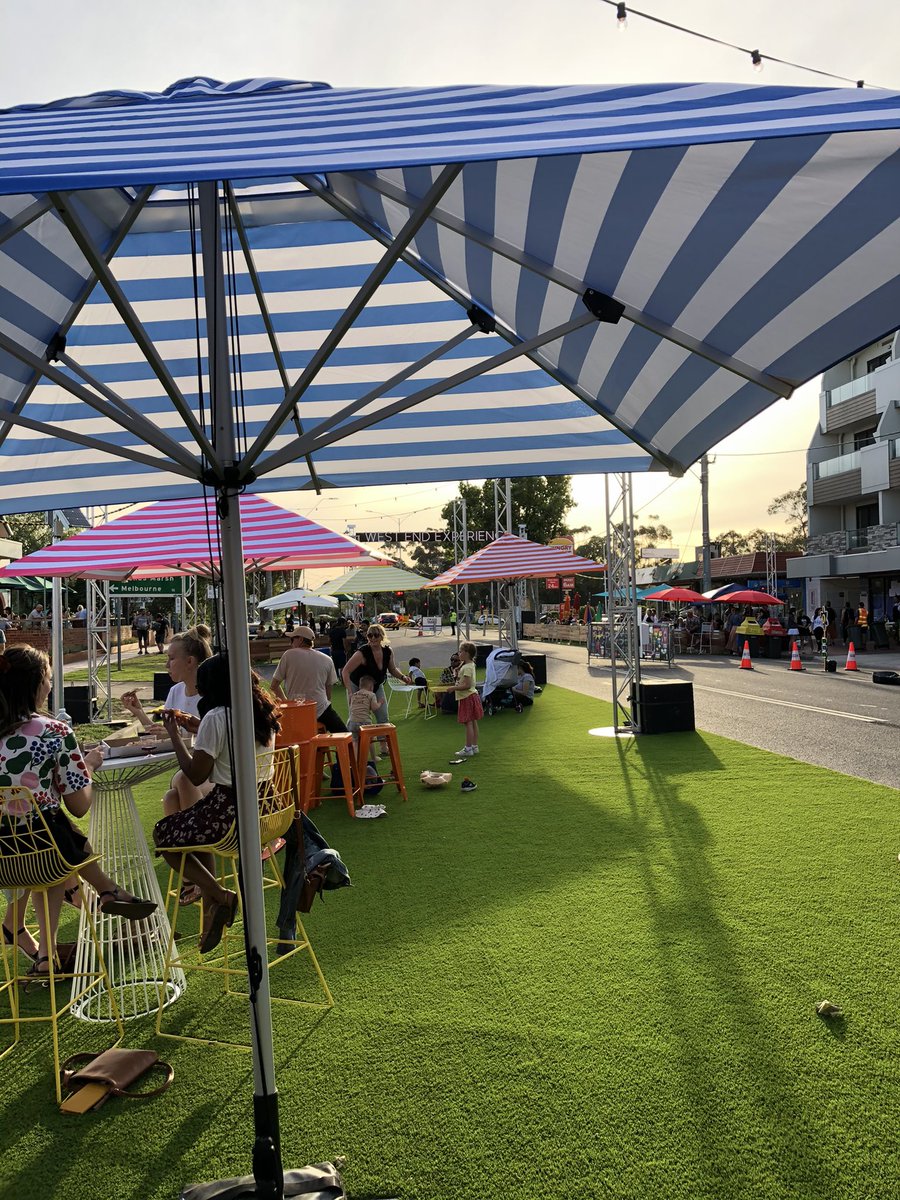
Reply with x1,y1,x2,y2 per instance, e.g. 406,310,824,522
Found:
858,607,869,628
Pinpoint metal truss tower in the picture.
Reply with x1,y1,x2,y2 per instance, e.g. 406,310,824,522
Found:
605,473,641,733
493,478,516,649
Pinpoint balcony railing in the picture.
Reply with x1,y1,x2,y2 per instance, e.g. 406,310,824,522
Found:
847,529,870,552
824,371,878,408
813,450,860,479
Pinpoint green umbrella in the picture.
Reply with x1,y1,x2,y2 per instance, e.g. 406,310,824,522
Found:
310,565,436,594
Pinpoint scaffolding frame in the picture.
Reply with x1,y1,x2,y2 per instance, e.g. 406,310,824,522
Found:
86,577,112,722
605,474,641,734
493,478,516,649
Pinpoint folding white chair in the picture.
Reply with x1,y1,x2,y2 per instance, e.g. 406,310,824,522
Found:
386,676,424,719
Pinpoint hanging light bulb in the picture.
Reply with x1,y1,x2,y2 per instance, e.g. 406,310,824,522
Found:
616,3,627,30
750,49,763,73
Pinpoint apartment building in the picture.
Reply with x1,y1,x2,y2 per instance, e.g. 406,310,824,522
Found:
786,334,900,621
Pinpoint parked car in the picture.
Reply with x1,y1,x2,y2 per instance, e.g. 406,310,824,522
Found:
377,611,400,629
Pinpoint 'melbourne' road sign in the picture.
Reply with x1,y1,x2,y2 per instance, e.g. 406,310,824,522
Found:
108,577,182,597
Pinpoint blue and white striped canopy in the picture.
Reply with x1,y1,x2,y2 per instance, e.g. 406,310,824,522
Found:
2,76,900,511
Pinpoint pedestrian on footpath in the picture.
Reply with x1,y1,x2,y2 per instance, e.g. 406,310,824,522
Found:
449,608,457,636
857,600,869,648
840,602,853,645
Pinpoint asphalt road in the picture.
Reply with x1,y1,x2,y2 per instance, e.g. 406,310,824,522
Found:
516,637,900,789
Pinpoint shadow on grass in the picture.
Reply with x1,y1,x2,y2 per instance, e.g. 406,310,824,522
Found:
616,732,842,1197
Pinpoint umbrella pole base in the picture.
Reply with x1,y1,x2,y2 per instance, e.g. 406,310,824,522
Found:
180,1161,357,1199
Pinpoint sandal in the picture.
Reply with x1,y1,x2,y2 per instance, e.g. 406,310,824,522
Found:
63,884,82,909
99,888,157,922
178,884,202,907
2,923,38,964
199,891,238,955
22,955,52,992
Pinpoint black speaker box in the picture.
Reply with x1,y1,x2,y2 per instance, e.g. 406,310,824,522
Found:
632,680,695,734
521,652,547,686
153,672,172,701
63,685,94,726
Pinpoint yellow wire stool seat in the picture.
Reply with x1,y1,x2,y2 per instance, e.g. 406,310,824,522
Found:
0,787,124,1104
155,745,333,1049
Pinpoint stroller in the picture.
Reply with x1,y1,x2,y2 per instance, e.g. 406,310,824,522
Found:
481,648,526,715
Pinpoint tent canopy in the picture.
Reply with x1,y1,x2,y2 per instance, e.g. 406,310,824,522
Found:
0,494,383,579
426,532,605,585
256,588,338,611
2,77,900,511
312,564,434,595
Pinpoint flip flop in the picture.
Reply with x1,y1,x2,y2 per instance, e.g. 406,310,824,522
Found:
99,889,157,921
199,892,238,954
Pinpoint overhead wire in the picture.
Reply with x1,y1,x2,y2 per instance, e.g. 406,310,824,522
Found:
599,1,885,89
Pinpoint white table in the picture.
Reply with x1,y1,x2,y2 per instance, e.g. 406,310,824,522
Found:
70,751,186,1023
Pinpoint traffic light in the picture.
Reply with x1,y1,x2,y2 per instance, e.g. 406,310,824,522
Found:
395,591,405,598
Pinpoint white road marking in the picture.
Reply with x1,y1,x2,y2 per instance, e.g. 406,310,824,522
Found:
692,684,891,724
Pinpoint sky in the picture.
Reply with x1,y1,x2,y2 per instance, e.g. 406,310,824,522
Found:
3,0,899,562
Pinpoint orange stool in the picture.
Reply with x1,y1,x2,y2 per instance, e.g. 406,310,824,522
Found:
309,732,360,817
275,700,317,748
356,723,408,803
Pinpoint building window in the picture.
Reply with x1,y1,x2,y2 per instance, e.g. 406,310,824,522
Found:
866,351,890,373
855,503,879,530
854,427,877,451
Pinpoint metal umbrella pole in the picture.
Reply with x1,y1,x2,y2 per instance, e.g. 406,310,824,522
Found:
183,180,282,1200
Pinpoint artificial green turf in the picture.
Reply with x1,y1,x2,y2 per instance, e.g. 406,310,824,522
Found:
2,686,898,1200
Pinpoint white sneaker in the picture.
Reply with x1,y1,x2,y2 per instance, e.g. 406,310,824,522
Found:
455,746,473,757
469,745,480,755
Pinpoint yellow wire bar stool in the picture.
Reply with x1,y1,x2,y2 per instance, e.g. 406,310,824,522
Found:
155,745,333,1048
0,787,123,1104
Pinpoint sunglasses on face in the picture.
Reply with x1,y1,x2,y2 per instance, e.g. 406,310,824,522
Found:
367,633,382,640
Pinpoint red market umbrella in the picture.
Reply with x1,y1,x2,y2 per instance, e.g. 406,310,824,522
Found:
0,494,386,580
712,589,782,605
643,586,707,603
424,532,605,585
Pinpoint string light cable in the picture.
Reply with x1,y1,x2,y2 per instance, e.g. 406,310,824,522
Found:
600,1,884,88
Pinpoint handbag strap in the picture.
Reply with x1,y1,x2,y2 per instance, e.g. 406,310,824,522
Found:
60,1051,175,1101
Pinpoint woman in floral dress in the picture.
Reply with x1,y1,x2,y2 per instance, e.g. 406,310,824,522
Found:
0,645,156,978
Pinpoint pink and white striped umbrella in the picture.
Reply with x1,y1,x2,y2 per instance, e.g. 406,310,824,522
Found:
424,532,605,586
0,494,384,579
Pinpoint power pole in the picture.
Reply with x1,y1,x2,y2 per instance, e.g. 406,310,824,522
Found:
700,453,711,593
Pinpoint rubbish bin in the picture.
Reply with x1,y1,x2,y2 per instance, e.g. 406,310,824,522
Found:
631,681,695,734
153,672,171,701
763,635,785,659
475,644,492,669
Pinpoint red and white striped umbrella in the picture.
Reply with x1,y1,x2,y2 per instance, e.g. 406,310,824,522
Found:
0,495,384,580
424,532,605,586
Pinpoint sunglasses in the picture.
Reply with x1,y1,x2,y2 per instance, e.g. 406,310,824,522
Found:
367,633,382,640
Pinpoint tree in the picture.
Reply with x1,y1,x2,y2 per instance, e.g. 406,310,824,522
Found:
1,512,52,556
767,483,808,541
440,476,575,546
575,534,607,561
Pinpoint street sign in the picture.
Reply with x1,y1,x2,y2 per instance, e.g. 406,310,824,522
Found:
109,577,181,597
640,548,680,559
545,577,560,589
561,576,575,590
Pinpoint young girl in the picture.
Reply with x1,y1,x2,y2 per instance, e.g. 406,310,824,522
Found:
454,642,483,757
152,653,280,954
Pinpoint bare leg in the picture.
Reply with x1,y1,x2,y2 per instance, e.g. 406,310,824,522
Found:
468,720,479,748
33,883,65,969
3,890,38,959
160,850,231,907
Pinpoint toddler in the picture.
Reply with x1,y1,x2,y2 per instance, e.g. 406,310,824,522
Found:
408,657,428,707
348,673,380,762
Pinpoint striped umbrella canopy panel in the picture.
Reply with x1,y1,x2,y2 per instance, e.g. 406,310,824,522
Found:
0,494,385,578
312,565,435,594
425,532,605,585
2,77,900,511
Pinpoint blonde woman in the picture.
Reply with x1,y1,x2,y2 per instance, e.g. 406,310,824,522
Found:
341,623,412,725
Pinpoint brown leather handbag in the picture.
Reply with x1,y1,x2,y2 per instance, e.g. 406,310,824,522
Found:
59,1046,174,1113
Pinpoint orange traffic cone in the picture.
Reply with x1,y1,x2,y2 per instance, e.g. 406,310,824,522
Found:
788,642,804,671
844,641,858,671
739,640,753,669
417,625,424,637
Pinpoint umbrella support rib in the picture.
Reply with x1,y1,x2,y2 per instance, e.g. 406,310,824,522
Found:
265,313,595,464
0,329,199,474
296,171,681,473
223,181,323,495
355,170,793,400
241,161,464,475
47,190,222,470
0,197,53,248
254,324,478,478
